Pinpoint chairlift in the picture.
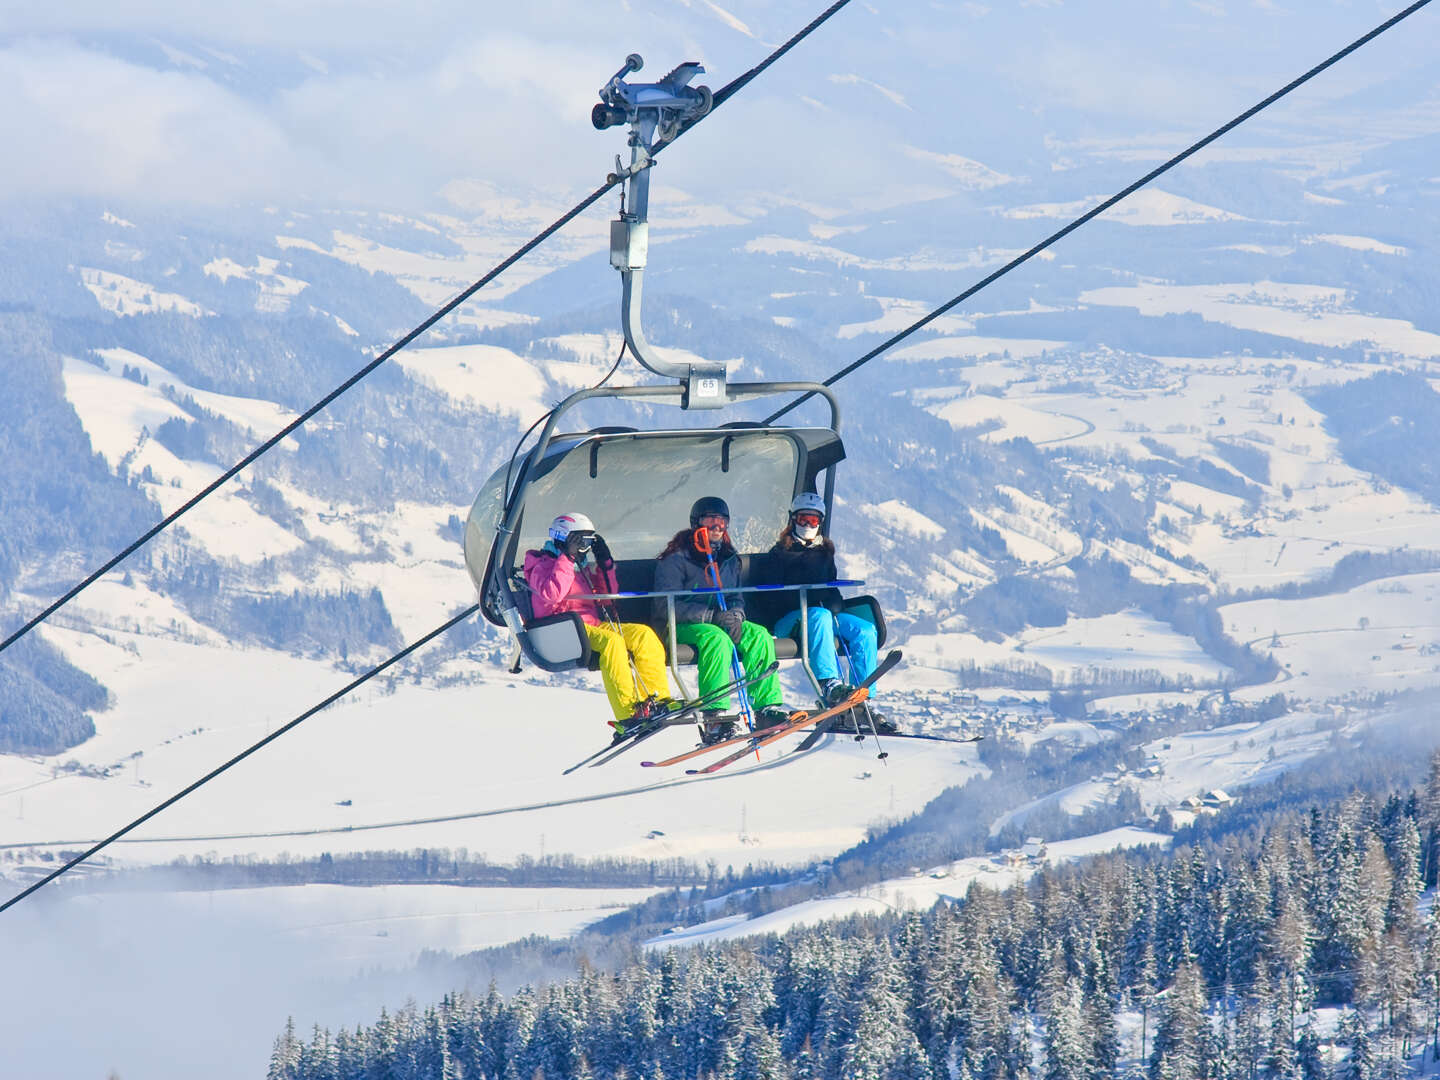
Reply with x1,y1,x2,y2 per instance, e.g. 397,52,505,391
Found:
462,55,886,700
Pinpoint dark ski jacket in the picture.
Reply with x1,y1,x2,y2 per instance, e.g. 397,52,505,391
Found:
654,537,743,626
766,539,843,623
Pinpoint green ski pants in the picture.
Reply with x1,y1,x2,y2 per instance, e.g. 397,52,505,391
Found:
674,620,781,711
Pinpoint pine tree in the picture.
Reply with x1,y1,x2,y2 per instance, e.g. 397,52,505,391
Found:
1266,1000,1298,1080
1148,961,1207,1080
298,1024,337,1080
1419,749,1440,887
1338,1009,1374,1080
1385,818,1423,936
267,1017,303,1080
1043,979,1089,1080
414,1005,454,1080
1085,993,1120,1080
366,1007,402,1080
1295,1020,1325,1080
1233,990,1268,1080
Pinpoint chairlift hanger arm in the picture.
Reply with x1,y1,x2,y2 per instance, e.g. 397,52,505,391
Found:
595,55,729,406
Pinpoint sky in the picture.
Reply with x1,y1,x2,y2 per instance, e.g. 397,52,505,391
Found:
2,0,1434,212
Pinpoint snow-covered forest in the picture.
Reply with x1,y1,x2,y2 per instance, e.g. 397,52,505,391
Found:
264,754,1440,1080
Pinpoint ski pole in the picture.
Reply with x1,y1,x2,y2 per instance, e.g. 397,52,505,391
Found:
841,634,887,763
693,526,756,734
582,561,647,703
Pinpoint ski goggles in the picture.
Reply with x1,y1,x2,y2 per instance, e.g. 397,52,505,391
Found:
792,512,823,527
697,513,729,526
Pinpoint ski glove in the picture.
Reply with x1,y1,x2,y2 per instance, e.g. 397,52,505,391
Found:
714,608,745,645
590,534,613,568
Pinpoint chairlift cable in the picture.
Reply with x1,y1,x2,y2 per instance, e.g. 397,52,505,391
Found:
762,0,1435,425
0,0,866,913
0,0,859,659
0,604,479,916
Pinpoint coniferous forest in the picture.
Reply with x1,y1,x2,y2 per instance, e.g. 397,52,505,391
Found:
264,754,1440,1080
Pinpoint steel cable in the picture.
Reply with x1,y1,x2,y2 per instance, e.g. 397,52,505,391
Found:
0,0,858,659
763,0,1435,425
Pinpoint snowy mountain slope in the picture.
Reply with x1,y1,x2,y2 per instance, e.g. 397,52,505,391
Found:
9,116,1440,755
2,8,1440,1080
0,611,984,873
647,826,1172,950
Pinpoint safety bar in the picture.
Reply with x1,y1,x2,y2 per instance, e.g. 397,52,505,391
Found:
583,579,864,700
573,579,863,601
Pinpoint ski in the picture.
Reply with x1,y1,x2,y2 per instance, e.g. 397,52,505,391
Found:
683,650,903,775
797,726,985,752
639,712,798,768
561,661,779,774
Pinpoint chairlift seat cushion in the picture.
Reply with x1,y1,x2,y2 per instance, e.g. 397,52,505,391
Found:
517,556,882,670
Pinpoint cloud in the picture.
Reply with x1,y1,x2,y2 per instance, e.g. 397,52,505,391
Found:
0,32,637,208
0,40,312,205
0,3,814,210
0,1,606,52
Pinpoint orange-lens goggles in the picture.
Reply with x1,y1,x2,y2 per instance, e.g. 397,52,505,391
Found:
793,513,822,527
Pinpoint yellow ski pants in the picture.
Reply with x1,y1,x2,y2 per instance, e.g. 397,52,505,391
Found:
585,622,671,720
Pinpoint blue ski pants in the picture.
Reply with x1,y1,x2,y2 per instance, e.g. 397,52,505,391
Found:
773,608,878,688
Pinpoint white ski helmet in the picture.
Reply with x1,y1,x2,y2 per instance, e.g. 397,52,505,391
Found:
789,492,826,519
548,512,596,545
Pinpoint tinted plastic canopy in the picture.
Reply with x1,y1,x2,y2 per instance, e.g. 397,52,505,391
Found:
466,423,845,626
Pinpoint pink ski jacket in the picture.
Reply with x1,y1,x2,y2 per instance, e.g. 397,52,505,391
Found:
522,549,619,626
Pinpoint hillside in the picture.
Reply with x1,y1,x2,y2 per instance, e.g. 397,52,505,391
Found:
2,3,1440,1076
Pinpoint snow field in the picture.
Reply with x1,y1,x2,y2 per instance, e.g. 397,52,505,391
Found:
80,267,211,318
903,608,1233,687
990,707,1338,835
1220,571,1440,701
3,617,985,874
837,295,973,339
648,826,1171,949
0,880,658,1080
393,343,549,418
1079,280,1440,357
1003,188,1246,227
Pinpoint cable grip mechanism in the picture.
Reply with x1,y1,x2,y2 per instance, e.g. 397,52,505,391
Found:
595,54,725,408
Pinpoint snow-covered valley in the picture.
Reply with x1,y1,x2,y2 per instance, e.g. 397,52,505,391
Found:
4,3,1440,1075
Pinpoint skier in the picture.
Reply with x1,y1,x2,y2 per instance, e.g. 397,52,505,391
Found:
525,512,671,730
654,496,789,743
766,492,896,733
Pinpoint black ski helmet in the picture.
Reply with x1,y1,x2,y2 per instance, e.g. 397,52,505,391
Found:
689,495,731,528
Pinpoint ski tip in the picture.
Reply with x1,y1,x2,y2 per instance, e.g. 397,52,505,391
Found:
639,761,657,768
684,768,701,775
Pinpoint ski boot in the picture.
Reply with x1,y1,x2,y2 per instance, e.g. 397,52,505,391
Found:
829,705,897,736
819,679,855,708
755,704,795,728
609,696,670,741
699,711,739,746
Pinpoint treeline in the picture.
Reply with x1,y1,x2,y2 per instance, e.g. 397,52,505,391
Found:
148,545,401,658
957,555,1279,691
123,848,716,891
1222,548,1440,605
1308,372,1440,505
267,755,1440,1080
0,314,157,747
1139,435,1265,503
0,630,108,752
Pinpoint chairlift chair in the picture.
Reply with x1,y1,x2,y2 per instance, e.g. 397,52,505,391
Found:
461,55,887,701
